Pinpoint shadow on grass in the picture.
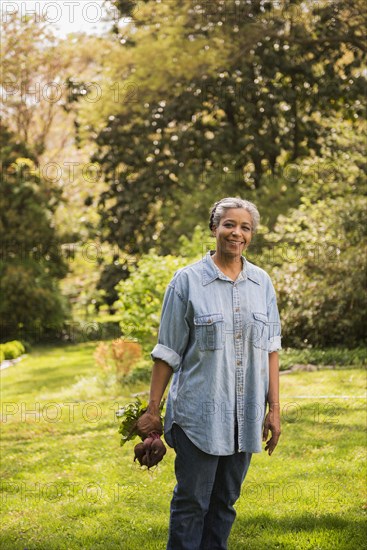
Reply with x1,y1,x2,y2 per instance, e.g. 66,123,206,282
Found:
232,512,366,549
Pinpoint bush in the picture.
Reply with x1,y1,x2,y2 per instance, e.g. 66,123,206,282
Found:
0,340,25,361
0,128,69,342
122,359,152,385
280,347,367,370
263,151,366,348
115,253,189,352
111,339,142,378
94,339,143,381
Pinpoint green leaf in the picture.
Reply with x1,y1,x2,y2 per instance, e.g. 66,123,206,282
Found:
116,398,165,446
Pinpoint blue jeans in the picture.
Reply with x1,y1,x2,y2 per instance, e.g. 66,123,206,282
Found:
167,424,252,550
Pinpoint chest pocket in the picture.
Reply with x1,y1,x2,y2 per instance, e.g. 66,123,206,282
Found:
251,312,268,350
194,313,225,351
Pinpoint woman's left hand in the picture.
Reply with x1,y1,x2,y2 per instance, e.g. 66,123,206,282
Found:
262,408,281,456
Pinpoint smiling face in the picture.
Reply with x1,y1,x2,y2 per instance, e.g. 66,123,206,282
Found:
212,208,253,257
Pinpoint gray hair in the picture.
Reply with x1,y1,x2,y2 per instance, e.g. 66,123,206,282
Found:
209,197,260,233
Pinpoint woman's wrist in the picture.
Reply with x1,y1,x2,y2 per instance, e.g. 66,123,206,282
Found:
147,401,160,415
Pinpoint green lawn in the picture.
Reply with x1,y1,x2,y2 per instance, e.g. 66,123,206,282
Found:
1,343,366,549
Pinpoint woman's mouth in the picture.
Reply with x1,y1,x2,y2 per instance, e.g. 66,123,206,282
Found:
227,240,245,250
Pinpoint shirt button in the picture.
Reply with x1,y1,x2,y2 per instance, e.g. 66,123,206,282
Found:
235,308,240,312
237,360,241,366
208,319,212,323
236,334,241,339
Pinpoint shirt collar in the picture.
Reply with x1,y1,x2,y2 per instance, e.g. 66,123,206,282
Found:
202,250,249,286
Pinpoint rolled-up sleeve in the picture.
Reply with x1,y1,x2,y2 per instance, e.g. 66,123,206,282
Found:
151,282,190,372
267,294,282,353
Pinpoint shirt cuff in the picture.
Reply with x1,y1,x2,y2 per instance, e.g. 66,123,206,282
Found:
151,344,182,372
268,336,282,353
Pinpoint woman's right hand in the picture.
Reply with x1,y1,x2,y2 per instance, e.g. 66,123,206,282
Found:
136,410,163,439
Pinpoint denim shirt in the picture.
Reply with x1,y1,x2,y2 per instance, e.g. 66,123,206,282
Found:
151,251,282,455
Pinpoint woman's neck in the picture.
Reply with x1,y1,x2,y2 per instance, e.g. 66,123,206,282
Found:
211,251,243,281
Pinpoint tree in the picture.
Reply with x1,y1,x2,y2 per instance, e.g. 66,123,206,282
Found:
0,126,68,341
94,0,366,255
0,11,120,242
263,126,367,347
96,256,130,313
1,13,69,157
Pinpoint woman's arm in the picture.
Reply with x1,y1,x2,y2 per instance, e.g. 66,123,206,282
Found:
267,350,280,409
147,359,173,414
262,351,281,455
136,359,173,436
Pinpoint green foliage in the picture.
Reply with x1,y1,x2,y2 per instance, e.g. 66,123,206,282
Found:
122,358,152,384
280,347,367,371
0,127,69,341
0,340,25,361
114,228,213,353
116,397,149,446
264,141,367,348
115,253,188,352
94,339,143,383
114,138,367,349
95,257,130,313
3,2,366,351
94,0,365,254
178,225,214,259
116,397,165,446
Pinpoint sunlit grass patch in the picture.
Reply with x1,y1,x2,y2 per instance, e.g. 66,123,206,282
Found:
0,343,366,549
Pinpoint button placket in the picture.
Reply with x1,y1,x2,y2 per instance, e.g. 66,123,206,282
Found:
233,283,244,449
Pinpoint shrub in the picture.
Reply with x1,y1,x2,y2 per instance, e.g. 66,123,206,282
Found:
122,359,152,384
0,127,68,342
111,339,142,378
115,253,189,352
280,347,367,370
94,342,112,372
0,340,25,361
264,175,366,348
94,339,143,381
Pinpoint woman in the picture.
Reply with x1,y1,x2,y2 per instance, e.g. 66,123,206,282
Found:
137,197,281,550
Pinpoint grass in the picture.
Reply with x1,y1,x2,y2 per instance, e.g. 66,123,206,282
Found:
0,343,366,549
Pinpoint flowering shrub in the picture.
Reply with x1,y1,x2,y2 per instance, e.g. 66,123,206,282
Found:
94,339,142,381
